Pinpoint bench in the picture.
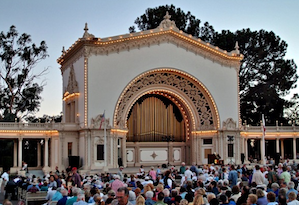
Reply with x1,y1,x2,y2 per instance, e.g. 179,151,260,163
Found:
25,191,47,205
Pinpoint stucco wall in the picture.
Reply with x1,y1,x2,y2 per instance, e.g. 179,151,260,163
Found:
87,42,239,128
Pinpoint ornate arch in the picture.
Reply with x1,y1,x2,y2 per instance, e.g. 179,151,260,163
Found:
113,68,220,131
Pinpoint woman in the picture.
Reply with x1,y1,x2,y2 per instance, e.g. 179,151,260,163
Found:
136,195,145,205
247,194,257,205
163,170,173,189
256,189,267,205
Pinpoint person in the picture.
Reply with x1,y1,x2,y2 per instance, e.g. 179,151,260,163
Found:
145,191,155,205
118,166,124,181
1,170,9,188
74,193,88,205
48,175,58,188
236,186,250,205
287,192,299,205
267,192,278,205
180,162,186,174
57,189,68,205
247,194,257,205
116,187,133,205
136,195,145,205
154,192,166,205
66,187,80,205
184,167,193,181
228,165,238,187
4,178,17,200
128,191,136,205
72,167,82,188
110,175,125,193
280,166,291,184
252,165,264,185
256,189,267,205
21,161,28,172
149,167,157,182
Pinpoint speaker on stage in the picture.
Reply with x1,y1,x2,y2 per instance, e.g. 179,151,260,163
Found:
68,156,80,168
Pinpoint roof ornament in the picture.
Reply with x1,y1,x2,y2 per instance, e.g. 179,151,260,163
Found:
158,11,178,30
62,46,65,54
83,23,95,39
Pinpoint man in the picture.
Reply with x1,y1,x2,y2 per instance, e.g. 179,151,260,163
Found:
252,165,264,185
115,187,133,205
184,167,193,181
57,189,68,205
228,165,238,186
154,192,166,205
72,167,82,188
74,193,88,205
180,162,186,174
287,181,298,197
280,166,291,183
1,170,9,188
118,166,124,181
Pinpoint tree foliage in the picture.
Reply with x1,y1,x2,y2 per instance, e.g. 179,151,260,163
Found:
130,5,298,125
0,26,48,121
25,114,62,123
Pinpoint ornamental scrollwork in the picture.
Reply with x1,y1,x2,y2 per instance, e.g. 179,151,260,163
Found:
115,70,215,130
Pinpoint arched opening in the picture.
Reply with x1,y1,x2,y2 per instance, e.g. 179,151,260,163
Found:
127,94,186,142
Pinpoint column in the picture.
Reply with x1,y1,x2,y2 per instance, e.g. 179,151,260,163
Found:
293,137,297,160
121,136,127,167
261,137,266,165
281,139,284,159
44,137,49,167
13,140,17,167
37,141,41,167
18,137,23,168
276,138,280,154
244,138,248,162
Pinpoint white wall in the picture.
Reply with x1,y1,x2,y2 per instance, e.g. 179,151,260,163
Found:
62,57,85,125
87,42,239,128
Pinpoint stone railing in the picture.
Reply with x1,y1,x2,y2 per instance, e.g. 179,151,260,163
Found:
242,124,298,132
0,122,80,131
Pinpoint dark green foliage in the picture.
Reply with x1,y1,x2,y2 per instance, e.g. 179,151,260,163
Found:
130,5,298,125
25,114,62,123
0,26,48,121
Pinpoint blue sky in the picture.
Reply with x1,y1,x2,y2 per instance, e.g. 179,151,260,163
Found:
1,0,298,117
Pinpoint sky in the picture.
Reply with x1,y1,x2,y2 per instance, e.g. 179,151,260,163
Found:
1,0,298,117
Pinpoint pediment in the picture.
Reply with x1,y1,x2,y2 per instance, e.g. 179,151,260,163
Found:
58,16,243,71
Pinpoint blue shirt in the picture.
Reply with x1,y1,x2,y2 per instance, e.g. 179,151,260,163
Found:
228,170,238,186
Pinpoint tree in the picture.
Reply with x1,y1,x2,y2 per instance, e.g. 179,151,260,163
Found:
129,4,215,40
212,29,298,125
25,114,62,123
0,26,48,121
130,5,298,125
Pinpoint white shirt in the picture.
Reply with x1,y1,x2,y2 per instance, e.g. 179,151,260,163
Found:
184,169,193,179
1,172,9,181
288,200,299,205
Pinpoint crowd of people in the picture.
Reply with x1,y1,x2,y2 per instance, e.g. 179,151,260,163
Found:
1,160,299,205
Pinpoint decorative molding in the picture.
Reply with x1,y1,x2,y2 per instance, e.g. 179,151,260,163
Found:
58,29,242,73
91,114,110,129
223,118,237,130
114,69,219,130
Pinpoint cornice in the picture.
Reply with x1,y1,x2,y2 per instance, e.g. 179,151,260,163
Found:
58,28,243,73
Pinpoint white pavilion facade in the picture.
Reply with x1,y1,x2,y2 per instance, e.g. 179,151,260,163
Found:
0,14,299,174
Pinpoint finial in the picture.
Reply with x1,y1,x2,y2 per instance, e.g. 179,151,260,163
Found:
62,46,65,53
84,23,88,33
82,22,95,39
158,11,178,30
234,41,240,55
164,11,171,21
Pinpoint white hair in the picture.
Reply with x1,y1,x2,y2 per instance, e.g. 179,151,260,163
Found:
145,191,154,199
